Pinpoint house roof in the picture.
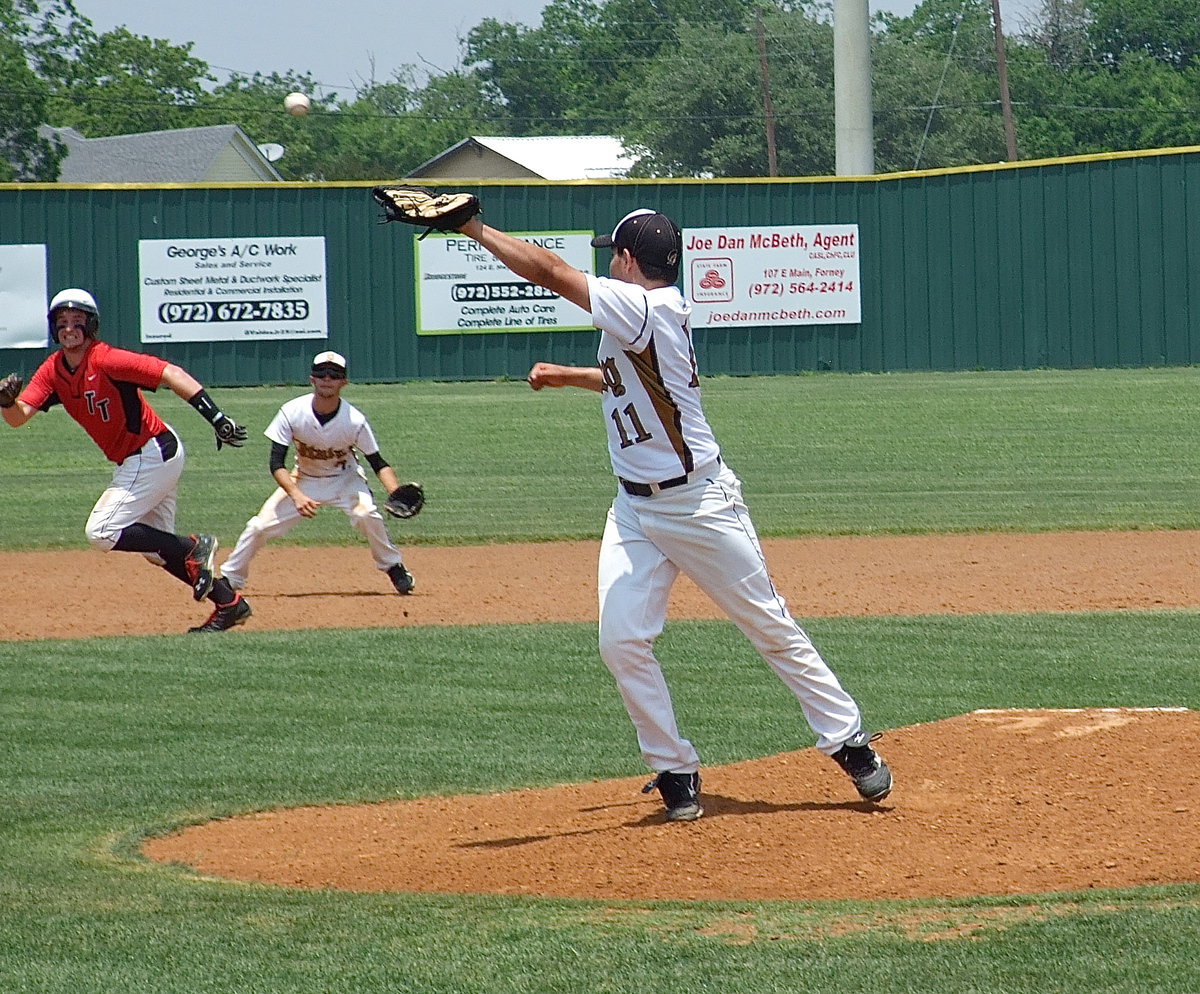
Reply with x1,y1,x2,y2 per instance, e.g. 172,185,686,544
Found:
409,135,635,181
41,124,283,183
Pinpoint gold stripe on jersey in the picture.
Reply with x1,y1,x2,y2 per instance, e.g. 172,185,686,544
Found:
625,339,694,474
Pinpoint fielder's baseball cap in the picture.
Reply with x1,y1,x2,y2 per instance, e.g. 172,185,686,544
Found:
311,350,347,375
591,208,682,272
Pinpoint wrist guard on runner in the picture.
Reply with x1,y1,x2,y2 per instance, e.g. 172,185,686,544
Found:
188,388,248,450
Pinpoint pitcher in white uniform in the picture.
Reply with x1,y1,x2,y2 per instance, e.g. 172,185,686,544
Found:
220,350,415,598
455,207,892,821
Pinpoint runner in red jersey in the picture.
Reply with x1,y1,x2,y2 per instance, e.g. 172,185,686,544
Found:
0,288,254,633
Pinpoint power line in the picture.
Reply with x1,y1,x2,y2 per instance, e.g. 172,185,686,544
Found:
915,0,971,168
12,81,1197,125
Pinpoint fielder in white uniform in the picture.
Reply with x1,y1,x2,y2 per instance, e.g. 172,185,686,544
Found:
456,207,892,821
220,350,415,596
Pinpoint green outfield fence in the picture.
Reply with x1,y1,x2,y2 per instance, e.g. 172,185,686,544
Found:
2,146,1197,386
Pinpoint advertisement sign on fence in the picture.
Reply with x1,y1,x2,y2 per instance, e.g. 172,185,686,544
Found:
415,231,595,335
683,224,861,327
0,244,49,349
137,237,329,343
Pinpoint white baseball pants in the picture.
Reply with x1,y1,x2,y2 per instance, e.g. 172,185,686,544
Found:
597,461,863,773
85,426,185,564
220,471,402,589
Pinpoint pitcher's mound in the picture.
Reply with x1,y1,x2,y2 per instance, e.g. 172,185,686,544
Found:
144,707,1198,901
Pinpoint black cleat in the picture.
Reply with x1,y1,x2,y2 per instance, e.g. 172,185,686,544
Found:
387,563,415,595
831,730,893,802
184,534,217,602
188,593,252,633
643,770,703,821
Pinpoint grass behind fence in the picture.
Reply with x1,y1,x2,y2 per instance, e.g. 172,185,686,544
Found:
1,367,1197,549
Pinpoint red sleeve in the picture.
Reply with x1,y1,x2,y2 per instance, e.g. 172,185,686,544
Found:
100,346,168,390
20,354,59,411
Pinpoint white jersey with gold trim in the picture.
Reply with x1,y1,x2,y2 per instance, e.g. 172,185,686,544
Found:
586,274,720,485
264,395,380,479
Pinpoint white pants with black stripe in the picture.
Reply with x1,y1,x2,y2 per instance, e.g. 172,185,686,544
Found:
85,426,185,565
597,460,863,773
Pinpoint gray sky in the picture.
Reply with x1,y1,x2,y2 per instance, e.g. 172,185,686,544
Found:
80,0,1039,99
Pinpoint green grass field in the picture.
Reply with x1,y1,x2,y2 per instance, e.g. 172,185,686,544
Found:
2,368,1199,993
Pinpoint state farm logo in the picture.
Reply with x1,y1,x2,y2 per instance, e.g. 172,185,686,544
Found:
690,257,734,303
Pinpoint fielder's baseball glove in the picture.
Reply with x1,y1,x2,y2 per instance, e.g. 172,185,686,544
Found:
372,187,481,237
385,482,425,519
0,372,22,409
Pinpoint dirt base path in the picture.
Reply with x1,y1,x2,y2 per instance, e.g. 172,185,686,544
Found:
5,529,1198,640
9,530,1198,903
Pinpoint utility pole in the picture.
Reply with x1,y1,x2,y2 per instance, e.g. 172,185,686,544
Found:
833,0,874,175
991,0,1019,161
755,10,778,178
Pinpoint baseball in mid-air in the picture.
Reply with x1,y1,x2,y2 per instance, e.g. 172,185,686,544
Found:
284,92,311,116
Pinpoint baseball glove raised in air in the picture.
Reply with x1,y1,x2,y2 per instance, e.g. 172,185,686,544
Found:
372,187,481,238
0,372,23,408
385,482,425,519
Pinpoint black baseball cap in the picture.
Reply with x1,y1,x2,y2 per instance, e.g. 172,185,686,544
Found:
591,209,682,272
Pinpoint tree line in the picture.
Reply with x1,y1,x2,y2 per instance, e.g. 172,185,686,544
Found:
3,0,1198,182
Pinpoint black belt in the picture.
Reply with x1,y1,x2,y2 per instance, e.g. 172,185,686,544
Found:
620,474,688,497
619,457,720,497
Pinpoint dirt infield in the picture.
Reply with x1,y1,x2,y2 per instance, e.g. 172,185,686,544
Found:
5,529,1198,639
9,530,1199,901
